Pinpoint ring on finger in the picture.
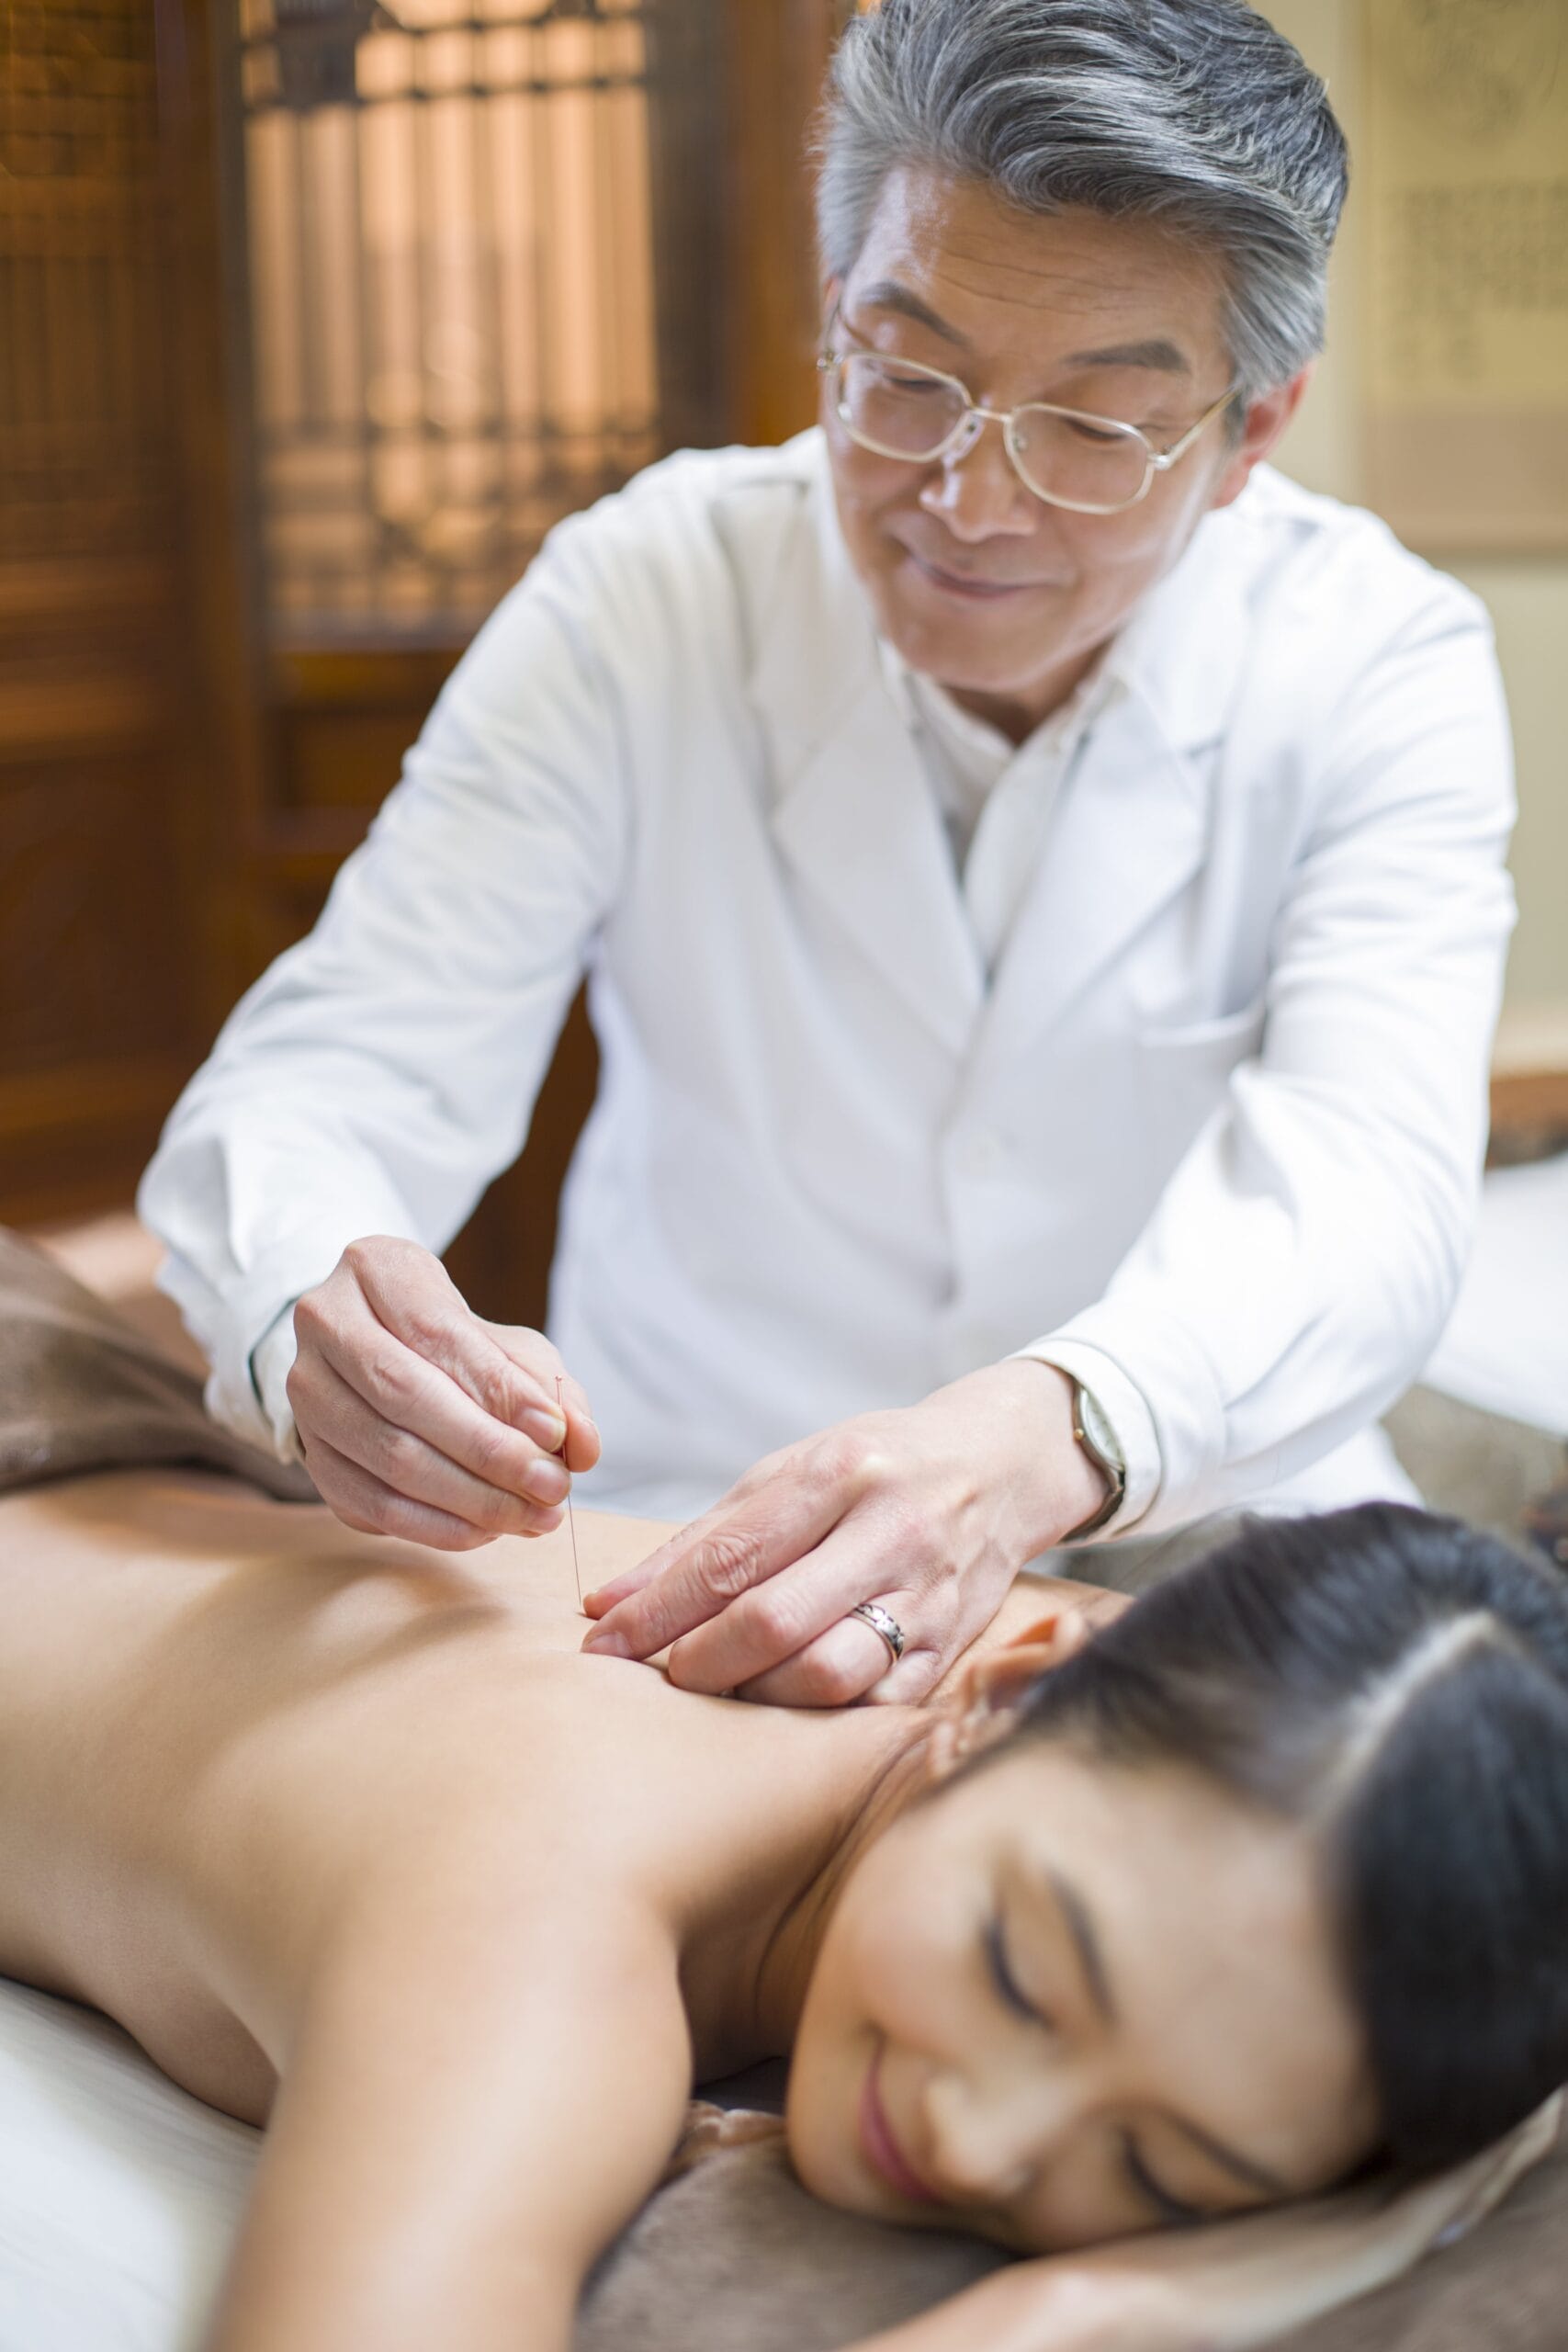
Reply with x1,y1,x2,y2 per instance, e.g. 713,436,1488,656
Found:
849,1600,906,1666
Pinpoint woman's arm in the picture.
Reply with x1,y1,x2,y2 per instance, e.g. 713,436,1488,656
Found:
209,1860,692,2352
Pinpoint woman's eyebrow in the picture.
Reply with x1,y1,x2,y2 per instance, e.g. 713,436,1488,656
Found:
1169,2114,1292,2202
1043,1866,1118,2021
1044,1868,1292,2200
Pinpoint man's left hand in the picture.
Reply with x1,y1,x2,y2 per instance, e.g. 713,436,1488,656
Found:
579,1361,1110,1706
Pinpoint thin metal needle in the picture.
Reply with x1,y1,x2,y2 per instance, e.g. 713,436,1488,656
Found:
557,1375,582,1613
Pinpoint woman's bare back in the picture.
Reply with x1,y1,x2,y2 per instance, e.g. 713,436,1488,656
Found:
0,1465,1125,2351
0,1468,917,2121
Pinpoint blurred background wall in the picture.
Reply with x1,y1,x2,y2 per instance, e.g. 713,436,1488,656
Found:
1264,0,1568,1045
1,0,1563,1327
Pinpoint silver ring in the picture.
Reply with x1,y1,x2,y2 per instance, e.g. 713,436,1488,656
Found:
849,1600,906,1665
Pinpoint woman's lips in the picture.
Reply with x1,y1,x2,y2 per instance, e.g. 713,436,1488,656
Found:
859,2051,941,2204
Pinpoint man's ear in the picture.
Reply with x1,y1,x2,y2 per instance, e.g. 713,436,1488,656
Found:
1207,362,1314,514
925,1605,1093,1781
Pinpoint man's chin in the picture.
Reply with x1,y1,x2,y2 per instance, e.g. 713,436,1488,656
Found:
874,601,1050,698
880,616,1032,696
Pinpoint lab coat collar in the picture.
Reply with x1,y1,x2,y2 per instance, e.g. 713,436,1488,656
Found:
976,514,1258,1046
754,443,987,1055
750,435,1258,1054
1107,487,1258,764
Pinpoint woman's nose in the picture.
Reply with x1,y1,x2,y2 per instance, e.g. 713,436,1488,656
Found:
918,412,1039,542
919,2066,1061,2207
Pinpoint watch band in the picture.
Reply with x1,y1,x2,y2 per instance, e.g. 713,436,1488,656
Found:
1064,1376,1126,1542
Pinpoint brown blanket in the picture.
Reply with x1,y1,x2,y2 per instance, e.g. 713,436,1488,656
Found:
581,2127,1568,2352
1,1227,1562,2350
0,1228,313,1502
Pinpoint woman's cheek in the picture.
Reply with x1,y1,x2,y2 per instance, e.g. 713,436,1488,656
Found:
844,1862,976,2046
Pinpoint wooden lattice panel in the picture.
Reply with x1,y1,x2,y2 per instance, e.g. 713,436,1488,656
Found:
237,0,663,638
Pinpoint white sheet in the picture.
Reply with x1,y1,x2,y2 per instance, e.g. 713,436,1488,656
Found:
0,1978,253,2351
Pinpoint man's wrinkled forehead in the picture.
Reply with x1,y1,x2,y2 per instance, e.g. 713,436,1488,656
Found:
842,165,1228,379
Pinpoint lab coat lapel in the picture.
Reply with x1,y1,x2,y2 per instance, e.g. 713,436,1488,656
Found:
982,692,1210,1048
976,513,1248,1056
753,465,985,1057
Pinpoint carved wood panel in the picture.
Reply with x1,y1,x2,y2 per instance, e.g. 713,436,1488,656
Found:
0,1,205,1220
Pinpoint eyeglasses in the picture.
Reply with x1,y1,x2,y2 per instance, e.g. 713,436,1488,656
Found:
818,309,1238,517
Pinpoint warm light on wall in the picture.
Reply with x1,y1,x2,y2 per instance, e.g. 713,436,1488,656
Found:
239,0,660,640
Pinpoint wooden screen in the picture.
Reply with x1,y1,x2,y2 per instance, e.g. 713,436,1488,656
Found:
0,0,203,1220
0,0,848,1324
239,0,665,640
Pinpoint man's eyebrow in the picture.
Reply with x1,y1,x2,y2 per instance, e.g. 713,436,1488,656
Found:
852,280,971,346
1045,1867,1292,2202
1060,338,1192,375
843,297,1193,383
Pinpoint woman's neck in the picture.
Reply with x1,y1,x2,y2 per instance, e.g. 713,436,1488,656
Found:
674,1702,935,2077
747,1714,939,2053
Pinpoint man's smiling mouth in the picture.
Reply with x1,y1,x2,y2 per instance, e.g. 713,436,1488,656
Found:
903,547,1048,600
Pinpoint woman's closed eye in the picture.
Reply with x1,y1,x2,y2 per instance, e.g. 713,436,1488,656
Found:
985,1913,1051,2027
1121,2130,1209,2231
985,1913,1211,2232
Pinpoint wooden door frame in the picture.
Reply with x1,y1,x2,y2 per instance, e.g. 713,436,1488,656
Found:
720,0,849,449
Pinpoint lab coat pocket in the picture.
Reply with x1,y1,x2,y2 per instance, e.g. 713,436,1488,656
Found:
1135,996,1269,1161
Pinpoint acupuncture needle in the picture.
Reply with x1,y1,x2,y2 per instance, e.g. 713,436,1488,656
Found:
556,1374,582,1613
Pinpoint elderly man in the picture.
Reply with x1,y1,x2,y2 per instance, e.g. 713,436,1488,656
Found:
141,0,1514,1708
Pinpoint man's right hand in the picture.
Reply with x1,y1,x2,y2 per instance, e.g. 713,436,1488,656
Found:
285,1236,599,1550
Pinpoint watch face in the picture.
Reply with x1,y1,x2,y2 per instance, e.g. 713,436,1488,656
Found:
1077,1385,1125,1478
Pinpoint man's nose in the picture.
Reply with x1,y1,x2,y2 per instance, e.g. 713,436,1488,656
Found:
919,2065,1064,2207
918,412,1040,542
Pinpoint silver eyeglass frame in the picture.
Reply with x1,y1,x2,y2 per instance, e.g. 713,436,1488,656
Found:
818,307,1239,517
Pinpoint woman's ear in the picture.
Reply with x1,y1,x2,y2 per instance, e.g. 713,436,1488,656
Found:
925,1605,1093,1781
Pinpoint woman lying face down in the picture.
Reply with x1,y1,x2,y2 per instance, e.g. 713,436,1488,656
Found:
0,1476,1561,2352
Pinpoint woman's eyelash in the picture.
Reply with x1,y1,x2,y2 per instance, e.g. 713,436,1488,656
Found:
984,1915,1043,2024
1121,2131,1206,2231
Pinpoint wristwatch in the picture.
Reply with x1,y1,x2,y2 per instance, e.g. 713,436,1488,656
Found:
1064,1377,1126,1541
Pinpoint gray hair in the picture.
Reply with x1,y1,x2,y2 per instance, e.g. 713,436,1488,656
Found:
816,0,1348,405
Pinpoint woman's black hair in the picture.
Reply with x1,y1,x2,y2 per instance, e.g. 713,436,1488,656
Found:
1004,1504,1568,2177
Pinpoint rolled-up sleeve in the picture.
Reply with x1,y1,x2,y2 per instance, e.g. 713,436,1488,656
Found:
139,513,632,1457
1021,585,1517,1536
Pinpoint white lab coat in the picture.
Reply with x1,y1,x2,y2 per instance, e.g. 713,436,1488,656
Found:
140,432,1516,1532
